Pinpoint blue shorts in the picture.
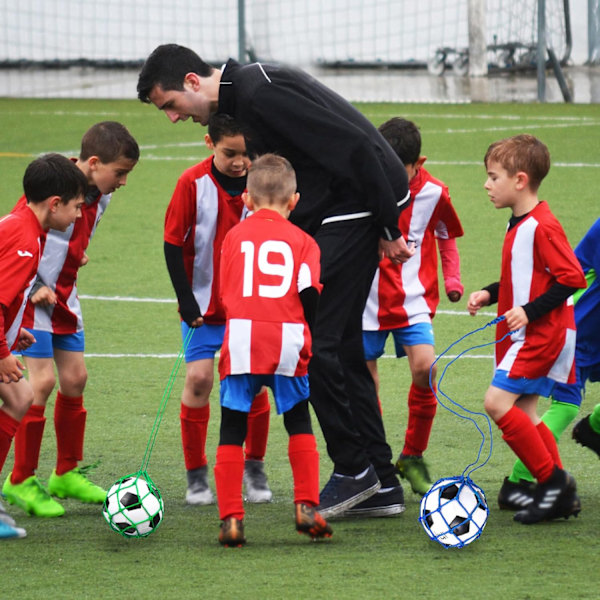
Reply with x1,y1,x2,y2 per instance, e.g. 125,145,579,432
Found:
362,322,434,361
551,362,600,407
20,329,85,358
492,369,556,398
220,373,309,415
181,322,225,363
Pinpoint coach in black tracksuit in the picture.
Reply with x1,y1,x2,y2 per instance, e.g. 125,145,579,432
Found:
137,45,413,518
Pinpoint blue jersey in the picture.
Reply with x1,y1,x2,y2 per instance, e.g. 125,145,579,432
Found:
573,218,600,368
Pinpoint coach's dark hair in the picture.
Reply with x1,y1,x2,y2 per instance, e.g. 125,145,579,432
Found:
484,134,550,192
208,113,244,144
23,153,88,204
80,121,140,163
378,117,421,166
137,44,215,103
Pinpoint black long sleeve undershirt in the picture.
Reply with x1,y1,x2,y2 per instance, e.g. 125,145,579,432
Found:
481,281,579,322
164,241,201,326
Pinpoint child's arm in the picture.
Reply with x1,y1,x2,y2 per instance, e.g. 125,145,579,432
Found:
299,287,319,332
164,242,203,327
437,237,464,302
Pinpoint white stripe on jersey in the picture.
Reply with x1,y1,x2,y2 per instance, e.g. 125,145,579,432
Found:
192,175,219,316
228,318,252,374
547,327,577,383
277,322,305,376
511,217,537,308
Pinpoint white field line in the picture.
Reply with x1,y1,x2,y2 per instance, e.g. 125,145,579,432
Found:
80,295,496,360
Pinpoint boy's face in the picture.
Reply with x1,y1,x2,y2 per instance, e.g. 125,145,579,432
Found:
207,133,250,179
90,156,137,195
48,195,84,231
484,160,519,209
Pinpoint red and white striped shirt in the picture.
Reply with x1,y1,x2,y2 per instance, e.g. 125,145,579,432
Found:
0,207,45,357
495,201,586,382
363,167,463,331
164,157,246,324
14,191,110,334
219,209,322,378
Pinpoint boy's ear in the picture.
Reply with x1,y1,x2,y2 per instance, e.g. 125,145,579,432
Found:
205,133,214,149
515,171,529,190
242,191,254,211
47,195,62,212
415,156,427,169
87,155,100,170
288,192,300,211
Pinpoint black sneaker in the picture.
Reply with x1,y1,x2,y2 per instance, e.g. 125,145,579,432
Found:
514,466,581,524
497,477,535,511
343,485,405,518
318,465,380,519
572,414,600,458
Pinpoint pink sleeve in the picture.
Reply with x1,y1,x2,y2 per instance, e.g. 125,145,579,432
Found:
437,237,464,297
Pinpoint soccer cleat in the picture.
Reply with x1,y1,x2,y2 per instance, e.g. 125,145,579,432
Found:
572,414,600,458
395,455,433,496
2,474,65,517
0,498,18,528
513,466,581,525
48,467,107,503
0,520,27,539
243,459,273,503
185,466,215,505
295,503,333,540
497,477,536,511
317,464,380,519
343,484,406,518
219,517,246,547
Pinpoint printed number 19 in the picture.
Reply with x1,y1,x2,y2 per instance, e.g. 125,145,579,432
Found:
240,240,293,298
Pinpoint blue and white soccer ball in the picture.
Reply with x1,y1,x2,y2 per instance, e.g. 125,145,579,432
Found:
102,474,164,538
419,476,488,548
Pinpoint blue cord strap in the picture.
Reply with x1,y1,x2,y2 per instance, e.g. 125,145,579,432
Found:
429,315,513,479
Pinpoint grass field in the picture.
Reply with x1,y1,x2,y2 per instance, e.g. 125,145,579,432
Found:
1,98,599,600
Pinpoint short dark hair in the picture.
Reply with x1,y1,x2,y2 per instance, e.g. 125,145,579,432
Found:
80,121,139,163
484,134,550,191
378,117,421,166
207,113,244,144
23,153,88,205
137,44,215,103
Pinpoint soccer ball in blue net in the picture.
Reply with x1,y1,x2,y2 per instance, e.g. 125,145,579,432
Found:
419,476,488,548
102,473,164,538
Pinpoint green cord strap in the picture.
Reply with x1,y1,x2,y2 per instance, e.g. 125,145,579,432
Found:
140,326,196,472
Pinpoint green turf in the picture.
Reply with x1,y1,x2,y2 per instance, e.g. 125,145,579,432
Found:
1,98,599,600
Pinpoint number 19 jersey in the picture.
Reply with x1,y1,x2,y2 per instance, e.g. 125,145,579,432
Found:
218,209,322,378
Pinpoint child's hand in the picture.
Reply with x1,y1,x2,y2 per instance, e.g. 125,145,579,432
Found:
15,328,36,351
503,306,529,332
379,237,415,264
31,286,56,306
447,290,462,302
467,290,490,315
0,354,26,383
80,252,89,267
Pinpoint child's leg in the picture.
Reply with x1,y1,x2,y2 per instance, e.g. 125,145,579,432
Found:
245,387,270,461
214,406,247,521
486,388,554,483
0,380,34,473
510,399,577,483
180,358,213,472
590,403,600,433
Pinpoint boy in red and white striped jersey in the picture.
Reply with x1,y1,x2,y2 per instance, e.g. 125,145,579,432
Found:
1,154,86,538
467,134,586,524
360,118,464,503
216,154,331,547
2,123,138,519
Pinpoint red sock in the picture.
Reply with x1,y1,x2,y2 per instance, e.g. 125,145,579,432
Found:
288,433,319,506
12,404,46,483
214,444,245,521
245,389,270,461
0,409,20,473
55,392,86,475
537,421,562,469
402,383,437,456
496,406,554,483
180,403,210,471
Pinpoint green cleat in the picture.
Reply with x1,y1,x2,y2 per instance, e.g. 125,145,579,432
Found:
48,467,107,504
2,473,65,517
395,455,433,496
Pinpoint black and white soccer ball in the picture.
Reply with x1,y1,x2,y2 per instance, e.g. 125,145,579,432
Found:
419,476,488,548
102,474,164,538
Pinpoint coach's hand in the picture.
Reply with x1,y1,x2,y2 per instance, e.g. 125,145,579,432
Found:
380,237,415,264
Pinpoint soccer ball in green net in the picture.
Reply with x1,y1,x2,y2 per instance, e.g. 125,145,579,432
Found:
102,473,164,538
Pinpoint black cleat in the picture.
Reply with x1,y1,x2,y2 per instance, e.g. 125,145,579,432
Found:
572,415,600,458
497,477,535,511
